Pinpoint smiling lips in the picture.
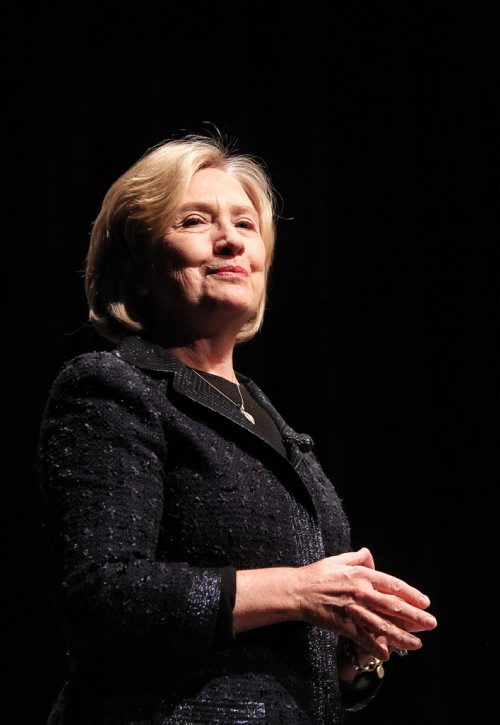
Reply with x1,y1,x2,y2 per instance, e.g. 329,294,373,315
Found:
208,265,249,276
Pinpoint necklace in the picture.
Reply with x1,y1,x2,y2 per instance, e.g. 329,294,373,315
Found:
192,369,256,425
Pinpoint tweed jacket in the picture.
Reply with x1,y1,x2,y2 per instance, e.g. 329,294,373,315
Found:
38,334,378,725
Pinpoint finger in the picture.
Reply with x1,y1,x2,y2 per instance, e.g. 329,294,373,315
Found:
334,611,390,660
356,547,376,569
346,603,424,652
365,570,432,609
355,635,390,667
331,548,376,570
355,590,437,631
345,624,390,661
384,612,437,634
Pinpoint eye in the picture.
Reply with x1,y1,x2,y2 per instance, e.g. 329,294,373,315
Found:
236,219,255,230
181,215,207,228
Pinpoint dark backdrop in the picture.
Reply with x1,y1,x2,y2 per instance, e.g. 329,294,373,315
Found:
4,2,497,723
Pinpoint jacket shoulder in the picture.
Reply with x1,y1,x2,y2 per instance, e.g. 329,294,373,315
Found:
46,350,158,407
56,350,129,377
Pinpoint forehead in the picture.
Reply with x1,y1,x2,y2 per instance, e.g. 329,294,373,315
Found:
183,167,255,208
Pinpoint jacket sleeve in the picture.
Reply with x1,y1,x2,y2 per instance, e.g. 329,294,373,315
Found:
340,673,383,712
37,352,230,671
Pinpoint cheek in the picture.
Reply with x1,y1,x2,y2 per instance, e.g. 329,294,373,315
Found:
252,238,267,271
150,245,202,296
159,247,195,271
250,266,267,304
254,271,266,299
155,234,206,271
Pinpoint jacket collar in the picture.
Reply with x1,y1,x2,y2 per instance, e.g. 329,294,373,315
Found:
112,335,314,470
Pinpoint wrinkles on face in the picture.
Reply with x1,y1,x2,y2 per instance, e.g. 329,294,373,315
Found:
149,169,266,329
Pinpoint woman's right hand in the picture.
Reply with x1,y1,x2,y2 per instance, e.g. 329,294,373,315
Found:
294,548,437,661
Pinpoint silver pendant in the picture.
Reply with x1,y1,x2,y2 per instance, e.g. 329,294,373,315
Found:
241,408,255,425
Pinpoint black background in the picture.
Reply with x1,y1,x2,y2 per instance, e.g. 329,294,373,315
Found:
4,2,497,723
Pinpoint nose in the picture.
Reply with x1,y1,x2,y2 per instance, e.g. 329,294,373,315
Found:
213,222,245,256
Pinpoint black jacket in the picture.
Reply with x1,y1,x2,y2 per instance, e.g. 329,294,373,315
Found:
38,335,379,724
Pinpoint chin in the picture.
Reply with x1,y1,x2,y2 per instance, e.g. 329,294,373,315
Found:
210,291,258,312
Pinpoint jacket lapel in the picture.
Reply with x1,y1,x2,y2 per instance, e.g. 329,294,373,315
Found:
171,363,260,437
240,375,315,469
113,335,314,470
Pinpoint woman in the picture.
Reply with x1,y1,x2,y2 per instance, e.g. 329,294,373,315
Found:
38,133,437,724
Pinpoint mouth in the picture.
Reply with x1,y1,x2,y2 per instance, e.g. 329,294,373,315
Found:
208,265,249,277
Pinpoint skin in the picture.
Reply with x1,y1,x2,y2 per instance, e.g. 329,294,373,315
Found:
150,167,437,682
234,548,436,682
148,167,266,381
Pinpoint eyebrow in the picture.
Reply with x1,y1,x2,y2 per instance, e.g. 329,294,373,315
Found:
175,202,258,218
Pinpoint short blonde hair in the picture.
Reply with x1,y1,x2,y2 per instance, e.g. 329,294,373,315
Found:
85,133,277,344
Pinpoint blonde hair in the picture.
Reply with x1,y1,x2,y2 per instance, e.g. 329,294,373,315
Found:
85,133,277,344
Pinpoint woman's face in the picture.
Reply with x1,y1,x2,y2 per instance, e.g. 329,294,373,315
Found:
149,167,266,338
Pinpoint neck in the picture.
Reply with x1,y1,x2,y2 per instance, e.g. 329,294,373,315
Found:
166,335,238,382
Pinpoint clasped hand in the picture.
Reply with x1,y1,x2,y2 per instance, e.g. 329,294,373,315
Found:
296,547,437,665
